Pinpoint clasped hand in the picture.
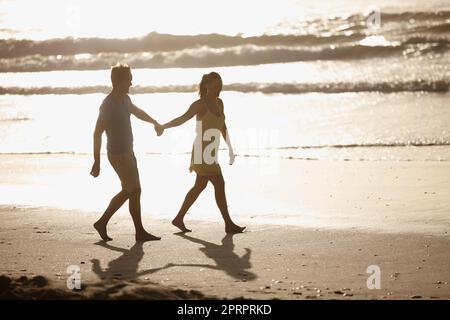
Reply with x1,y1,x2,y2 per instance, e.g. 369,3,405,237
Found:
154,123,164,136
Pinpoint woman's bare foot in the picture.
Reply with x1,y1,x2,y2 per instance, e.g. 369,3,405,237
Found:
172,217,192,233
225,224,246,234
93,221,112,242
135,231,161,242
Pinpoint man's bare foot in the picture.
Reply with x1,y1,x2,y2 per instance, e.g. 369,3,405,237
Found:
172,218,192,233
135,231,161,242
225,224,246,234
93,221,112,242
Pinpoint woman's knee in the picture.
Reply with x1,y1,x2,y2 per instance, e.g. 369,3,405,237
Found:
210,175,225,189
194,180,208,191
193,176,208,191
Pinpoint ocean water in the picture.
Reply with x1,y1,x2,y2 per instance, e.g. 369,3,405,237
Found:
0,90,450,161
0,0,449,161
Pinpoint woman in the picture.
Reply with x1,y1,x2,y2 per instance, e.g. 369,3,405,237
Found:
161,72,245,234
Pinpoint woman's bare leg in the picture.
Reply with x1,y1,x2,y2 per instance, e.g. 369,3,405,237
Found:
209,174,245,233
172,174,208,232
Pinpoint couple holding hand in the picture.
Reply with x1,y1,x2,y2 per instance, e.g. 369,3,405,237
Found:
90,64,245,242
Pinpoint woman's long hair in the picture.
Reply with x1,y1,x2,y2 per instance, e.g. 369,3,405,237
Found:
198,72,222,98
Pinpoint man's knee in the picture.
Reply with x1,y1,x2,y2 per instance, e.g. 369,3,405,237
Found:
124,187,141,197
117,190,130,200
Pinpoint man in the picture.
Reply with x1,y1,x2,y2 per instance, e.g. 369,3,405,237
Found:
90,63,163,242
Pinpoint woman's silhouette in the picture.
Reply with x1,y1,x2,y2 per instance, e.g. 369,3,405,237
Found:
169,233,256,281
161,72,245,233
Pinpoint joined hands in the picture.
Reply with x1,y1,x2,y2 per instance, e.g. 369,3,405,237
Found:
154,123,164,136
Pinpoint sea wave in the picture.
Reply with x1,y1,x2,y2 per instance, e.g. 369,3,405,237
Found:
0,33,368,59
0,117,33,122
1,80,448,95
274,142,450,149
1,142,449,163
380,10,450,22
1,10,449,73
1,10,449,58
1,40,448,72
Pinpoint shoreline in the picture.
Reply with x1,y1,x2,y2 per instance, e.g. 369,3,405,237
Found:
0,153,449,236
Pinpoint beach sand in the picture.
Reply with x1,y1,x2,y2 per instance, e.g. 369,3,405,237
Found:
0,206,449,299
0,154,449,299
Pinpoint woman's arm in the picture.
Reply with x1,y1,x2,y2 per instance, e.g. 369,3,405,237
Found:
163,101,198,129
219,99,232,148
218,99,235,165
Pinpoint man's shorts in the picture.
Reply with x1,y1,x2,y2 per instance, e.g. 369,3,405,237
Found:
107,152,141,193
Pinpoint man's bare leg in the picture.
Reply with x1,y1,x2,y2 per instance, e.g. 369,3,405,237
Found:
94,189,129,241
128,188,161,241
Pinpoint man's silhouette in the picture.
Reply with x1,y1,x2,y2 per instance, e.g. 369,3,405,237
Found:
90,63,163,242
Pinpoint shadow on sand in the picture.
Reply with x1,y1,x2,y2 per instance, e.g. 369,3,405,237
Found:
169,233,257,281
91,241,172,280
91,233,256,282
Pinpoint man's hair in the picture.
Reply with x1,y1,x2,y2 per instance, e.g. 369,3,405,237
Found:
110,63,131,87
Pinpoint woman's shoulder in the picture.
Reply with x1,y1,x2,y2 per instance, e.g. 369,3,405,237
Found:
186,99,202,118
191,98,204,110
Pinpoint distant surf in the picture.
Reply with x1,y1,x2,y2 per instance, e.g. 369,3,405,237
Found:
1,80,448,95
1,11,449,72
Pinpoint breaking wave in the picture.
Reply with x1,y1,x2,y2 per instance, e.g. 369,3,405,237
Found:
1,80,448,95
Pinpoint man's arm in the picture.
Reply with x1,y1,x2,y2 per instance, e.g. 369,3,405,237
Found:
163,102,198,129
129,102,158,125
90,114,105,177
